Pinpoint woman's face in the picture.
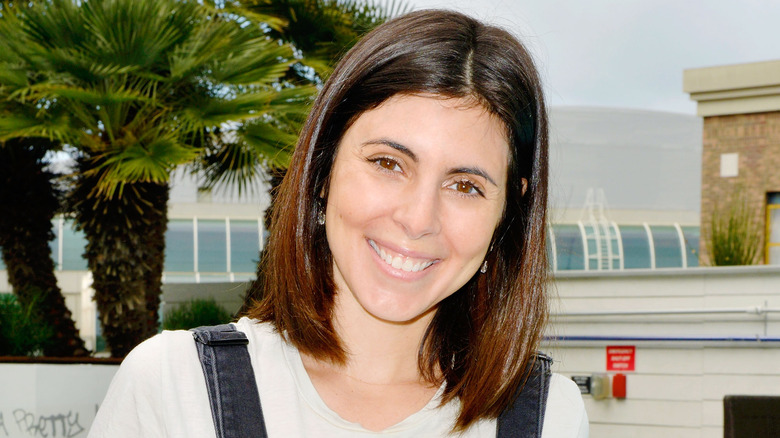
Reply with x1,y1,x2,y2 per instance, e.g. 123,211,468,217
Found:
325,94,509,324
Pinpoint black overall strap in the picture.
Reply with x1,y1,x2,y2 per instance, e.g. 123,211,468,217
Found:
192,324,550,438
496,353,553,438
192,324,268,438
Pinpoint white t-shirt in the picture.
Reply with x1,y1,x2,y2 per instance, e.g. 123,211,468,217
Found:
89,318,588,437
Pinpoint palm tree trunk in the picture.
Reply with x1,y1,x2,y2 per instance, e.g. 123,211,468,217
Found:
0,141,88,356
70,162,169,357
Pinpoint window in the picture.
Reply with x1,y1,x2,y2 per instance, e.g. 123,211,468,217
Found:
230,220,261,273
552,224,585,270
198,220,227,273
165,219,194,272
767,193,780,265
651,225,683,268
61,218,88,270
620,225,652,269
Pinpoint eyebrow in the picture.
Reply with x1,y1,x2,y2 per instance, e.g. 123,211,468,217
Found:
448,167,498,187
363,139,498,187
364,139,418,162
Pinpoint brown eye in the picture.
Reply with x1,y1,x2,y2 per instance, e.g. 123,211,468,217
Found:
456,181,473,193
447,180,481,196
373,157,401,172
379,158,395,169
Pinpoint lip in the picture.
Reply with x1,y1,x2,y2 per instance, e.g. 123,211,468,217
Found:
366,237,439,279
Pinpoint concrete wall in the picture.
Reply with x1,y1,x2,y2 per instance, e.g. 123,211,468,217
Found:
0,363,118,438
546,266,780,437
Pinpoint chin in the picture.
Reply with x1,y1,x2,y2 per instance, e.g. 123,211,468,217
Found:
356,292,439,325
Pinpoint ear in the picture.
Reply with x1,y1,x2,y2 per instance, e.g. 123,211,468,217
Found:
521,178,528,196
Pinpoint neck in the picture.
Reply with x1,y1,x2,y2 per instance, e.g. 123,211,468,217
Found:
328,291,437,385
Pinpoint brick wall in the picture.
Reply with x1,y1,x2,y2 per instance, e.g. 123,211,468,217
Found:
700,111,780,264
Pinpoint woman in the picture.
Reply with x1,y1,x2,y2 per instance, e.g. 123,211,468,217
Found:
90,9,587,438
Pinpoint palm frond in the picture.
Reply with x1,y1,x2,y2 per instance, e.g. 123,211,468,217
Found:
176,85,315,131
210,39,295,85
87,136,200,197
0,108,76,143
197,122,296,194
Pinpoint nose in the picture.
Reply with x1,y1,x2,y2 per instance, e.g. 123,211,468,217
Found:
391,183,442,239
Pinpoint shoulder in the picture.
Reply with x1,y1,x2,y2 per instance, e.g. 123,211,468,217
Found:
234,316,277,339
128,328,196,365
543,374,589,438
89,330,202,437
90,322,277,438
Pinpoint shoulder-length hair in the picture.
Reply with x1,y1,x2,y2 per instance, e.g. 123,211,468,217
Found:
249,9,549,431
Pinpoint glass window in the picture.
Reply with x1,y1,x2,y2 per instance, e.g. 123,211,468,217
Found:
165,219,194,272
651,225,683,268
768,208,780,265
682,226,700,267
198,220,227,273
619,225,651,269
608,224,622,270
770,208,780,243
230,220,260,273
582,223,599,270
768,193,780,265
62,219,88,270
552,224,585,270
546,228,555,271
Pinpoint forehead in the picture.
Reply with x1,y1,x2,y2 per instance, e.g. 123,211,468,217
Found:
340,94,510,164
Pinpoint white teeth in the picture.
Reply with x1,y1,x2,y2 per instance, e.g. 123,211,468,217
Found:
368,239,434,273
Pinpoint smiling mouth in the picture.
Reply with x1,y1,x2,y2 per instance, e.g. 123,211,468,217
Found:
368,239,436,273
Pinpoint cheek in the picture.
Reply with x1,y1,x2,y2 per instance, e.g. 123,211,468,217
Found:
325,167,392,240
442,202,503,256
330,171,376,214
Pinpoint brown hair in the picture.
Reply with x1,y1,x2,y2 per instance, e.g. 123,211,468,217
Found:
249,9,549,430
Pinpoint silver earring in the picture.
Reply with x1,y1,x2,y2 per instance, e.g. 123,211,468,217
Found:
480,260,487,274
317,209,326,225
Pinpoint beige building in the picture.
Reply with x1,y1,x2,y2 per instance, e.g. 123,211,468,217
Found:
684,60,780,264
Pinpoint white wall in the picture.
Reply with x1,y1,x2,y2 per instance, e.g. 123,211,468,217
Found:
0,363,118,438
546,266,780,437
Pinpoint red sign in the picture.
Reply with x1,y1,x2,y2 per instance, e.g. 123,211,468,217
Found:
606,345,635,372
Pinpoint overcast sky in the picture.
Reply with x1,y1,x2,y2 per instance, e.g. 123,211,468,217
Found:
407,0,780,115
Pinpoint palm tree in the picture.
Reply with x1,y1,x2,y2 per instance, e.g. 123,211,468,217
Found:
0,0,314,356
236,0,410,82
0,141,88,356
0,3,87,356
